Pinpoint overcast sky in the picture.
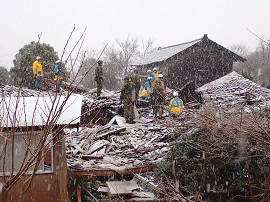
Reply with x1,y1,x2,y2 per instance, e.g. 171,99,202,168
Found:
1,0,270,70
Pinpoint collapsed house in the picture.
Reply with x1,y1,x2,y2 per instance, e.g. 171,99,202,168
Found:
1,69,268,200
0,85,183,201
64,72,270,200
131,34,246,103
66,89,183,200
195,71,270,111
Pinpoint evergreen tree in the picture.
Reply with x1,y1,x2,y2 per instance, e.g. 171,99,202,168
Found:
10,41,65,89
0,66,9,85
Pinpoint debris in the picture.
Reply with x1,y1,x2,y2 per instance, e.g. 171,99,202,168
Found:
106,180,141,195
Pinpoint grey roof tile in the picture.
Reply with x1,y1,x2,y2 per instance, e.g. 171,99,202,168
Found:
196,71,270,108
131,38,201,66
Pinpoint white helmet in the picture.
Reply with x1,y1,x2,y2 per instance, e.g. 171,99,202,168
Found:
158,74,163,78
173,91,178,96
36,56,41,60
153,67,157,71
147,69,151,73
56,60,60,64
147,77,152,80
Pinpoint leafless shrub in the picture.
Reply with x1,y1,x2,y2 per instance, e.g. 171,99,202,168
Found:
154,103,270,201
0,25,107,202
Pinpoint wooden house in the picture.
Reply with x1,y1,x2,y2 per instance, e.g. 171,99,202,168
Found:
0,86,82,202
131,34,246,102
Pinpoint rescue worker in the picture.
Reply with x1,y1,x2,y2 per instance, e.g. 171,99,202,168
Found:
145,76,152,93
54,60,63,92
169,91,184,117
32,56,44,90
147,69,155,86
152,74,166,118
94,60,103,96
130,68,141,100
120,76,136,124
152,67,159,86
140,77,152,101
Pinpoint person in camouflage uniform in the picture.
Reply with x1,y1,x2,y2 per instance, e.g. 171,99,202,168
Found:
130,68,141,100
94,60,103,96
151,74,166,118
120,76,136,124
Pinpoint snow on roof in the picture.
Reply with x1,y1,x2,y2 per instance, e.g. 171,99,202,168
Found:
131,38,202,66
196,71,244,92
0,85,52,97
0,85,82,127
196,71,270,108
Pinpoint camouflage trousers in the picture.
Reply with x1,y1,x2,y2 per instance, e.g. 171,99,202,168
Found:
152,94,165,118
96,82,103,96
153,105,164,117
123,102,135,123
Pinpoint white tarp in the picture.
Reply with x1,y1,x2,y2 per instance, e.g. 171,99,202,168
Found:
0,94,82,127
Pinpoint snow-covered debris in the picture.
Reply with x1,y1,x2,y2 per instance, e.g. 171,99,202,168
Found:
196,71,270,109
65,115,174,175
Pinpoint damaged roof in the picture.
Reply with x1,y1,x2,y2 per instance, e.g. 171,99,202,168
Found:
66,89,182,176
196,71,270,108
65,115,173,176
0,84,50,97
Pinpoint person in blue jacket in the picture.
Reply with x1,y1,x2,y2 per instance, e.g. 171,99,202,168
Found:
169,91,184,117
144,77,152,91
141,77,152,101
147,69,155,85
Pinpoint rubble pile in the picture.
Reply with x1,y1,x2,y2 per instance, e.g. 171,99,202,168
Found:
80,89,121,125
65,115,174,176
196,71,270,109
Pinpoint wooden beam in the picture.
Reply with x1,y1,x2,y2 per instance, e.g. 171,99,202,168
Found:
68,166,154,177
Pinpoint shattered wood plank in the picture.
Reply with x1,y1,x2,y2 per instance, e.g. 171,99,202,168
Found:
132,147,158,154
95,127,126,139
134,174,159,193
126,198,155,201
96,125,111,135
68,165,154,177
97,186,109,193
81,147,106,160
95,146,106,155
106,180,140,196
85,140,110,154
80,154,104,160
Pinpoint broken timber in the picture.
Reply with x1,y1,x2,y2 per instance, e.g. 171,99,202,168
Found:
68,165,154,177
